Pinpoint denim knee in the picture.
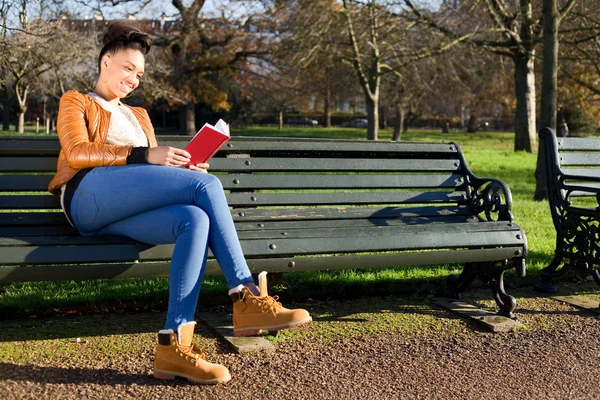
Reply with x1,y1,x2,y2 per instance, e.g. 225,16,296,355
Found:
173,205,210,237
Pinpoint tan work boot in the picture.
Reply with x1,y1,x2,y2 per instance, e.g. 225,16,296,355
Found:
232,286,312,337
154,321,231,384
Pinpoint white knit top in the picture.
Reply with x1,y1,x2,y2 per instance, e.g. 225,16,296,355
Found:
88,92,149,147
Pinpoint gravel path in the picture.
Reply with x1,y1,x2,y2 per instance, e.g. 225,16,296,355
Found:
1,286,599,400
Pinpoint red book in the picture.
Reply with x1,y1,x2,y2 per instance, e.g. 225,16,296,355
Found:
184,119,230,166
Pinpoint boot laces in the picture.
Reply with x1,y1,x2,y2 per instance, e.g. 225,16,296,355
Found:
256,295,282,315
178,342,206,362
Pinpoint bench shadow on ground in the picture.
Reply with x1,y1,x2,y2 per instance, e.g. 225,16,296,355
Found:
0,310,225,343
1,294,497,342
0,362,194,387
3,257,598,343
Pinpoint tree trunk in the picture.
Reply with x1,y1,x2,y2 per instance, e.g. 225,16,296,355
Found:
182,102,196,136
534,0,560,200
324,85,332,128
2,86,9,131
17,108,25,134
366,95,378,141
380,106,387,129
279,110,283,130
392,103,404,141
513,52,537,152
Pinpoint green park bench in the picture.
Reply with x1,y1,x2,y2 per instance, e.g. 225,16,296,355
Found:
0,135,527,317
535,127,600,293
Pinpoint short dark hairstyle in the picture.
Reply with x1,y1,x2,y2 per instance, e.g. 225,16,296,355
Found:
98,22,152,73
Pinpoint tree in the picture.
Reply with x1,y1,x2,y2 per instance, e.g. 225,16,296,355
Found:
276,1,355,128
1,0,58,133
290,0,466,140
404,0,547,152
72,0,272,135
149,1,272,135
534,0,578,200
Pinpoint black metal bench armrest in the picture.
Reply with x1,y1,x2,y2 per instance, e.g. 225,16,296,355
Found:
558,174,600,209
560,173,600,186
467,177,514,222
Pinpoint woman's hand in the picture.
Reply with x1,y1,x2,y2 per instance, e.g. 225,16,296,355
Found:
147,146,191,167
188,163,209,173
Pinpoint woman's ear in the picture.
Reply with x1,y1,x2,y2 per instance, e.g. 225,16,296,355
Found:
102,54,111,69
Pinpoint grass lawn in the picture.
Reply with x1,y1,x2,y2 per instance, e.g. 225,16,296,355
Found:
0,126,559,317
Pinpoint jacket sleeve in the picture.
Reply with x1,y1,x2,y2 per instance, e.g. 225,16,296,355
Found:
56,91,132,169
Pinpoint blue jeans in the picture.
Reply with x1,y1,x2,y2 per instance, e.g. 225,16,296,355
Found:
69,164,254,330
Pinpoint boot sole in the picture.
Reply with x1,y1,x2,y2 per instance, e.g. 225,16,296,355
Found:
233,316,313,337
154,369,231,385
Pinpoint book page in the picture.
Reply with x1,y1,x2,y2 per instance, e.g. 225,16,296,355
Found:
214,119,230,136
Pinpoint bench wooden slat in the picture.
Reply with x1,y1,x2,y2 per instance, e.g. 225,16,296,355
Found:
0,226,78,236
0,227,522,264
0,176,53,192
0,157,57,172
0,212,67,226
559,153,600,166
0,214,478,235
226,191,466,206
560,168,600,177
207,137,462,154
0,195,60,209
0,136,462,155
1,190,466,210
0,205,475,226
222,174,462,190
0,156,465,174
557,138,600,151
234,215,479,231
0,172,463,194
1,221,518,246
209,157,462,172
0,138,60,154
0,246,522,283
231,205,473,221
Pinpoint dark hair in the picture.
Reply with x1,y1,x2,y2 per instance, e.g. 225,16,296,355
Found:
98,22,152,73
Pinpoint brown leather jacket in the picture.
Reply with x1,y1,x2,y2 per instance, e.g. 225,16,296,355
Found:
48,90,158,195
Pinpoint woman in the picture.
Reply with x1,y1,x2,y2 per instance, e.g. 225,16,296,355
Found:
48,22,311,385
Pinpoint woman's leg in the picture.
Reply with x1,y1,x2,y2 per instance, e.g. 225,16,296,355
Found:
94,204,210,330
70,164,254,289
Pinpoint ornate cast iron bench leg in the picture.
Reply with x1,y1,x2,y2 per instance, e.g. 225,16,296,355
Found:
445,262,477,300
534,255,564,294
488,269,517,318
446,261,518,319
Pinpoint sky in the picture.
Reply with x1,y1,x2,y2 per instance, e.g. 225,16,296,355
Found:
5,0,443,28
70,0,267,21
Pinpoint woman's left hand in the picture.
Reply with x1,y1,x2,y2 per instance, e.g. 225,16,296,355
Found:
188,163,209,173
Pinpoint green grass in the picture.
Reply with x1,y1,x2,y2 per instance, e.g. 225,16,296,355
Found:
0,127,558,318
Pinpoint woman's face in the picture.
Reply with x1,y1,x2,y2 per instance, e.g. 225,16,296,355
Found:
99,48,145,100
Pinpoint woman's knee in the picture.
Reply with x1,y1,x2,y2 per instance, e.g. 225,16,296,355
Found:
175,205,210,234
192,173,225,199
203,173,223,190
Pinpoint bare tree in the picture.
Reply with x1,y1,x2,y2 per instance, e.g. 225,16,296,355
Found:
534,0,578,200
276,2,355,128
403,0,547,152
290,0,467,140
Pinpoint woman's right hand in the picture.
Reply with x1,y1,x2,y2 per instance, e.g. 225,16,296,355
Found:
147,146,191,167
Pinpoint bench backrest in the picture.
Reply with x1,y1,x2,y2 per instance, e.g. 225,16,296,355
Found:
540,127,600,205
1,136,476,237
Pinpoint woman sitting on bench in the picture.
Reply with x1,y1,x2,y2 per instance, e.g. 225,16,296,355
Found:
48,21,311,385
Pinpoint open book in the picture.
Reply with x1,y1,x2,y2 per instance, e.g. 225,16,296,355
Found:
184,119,230,166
